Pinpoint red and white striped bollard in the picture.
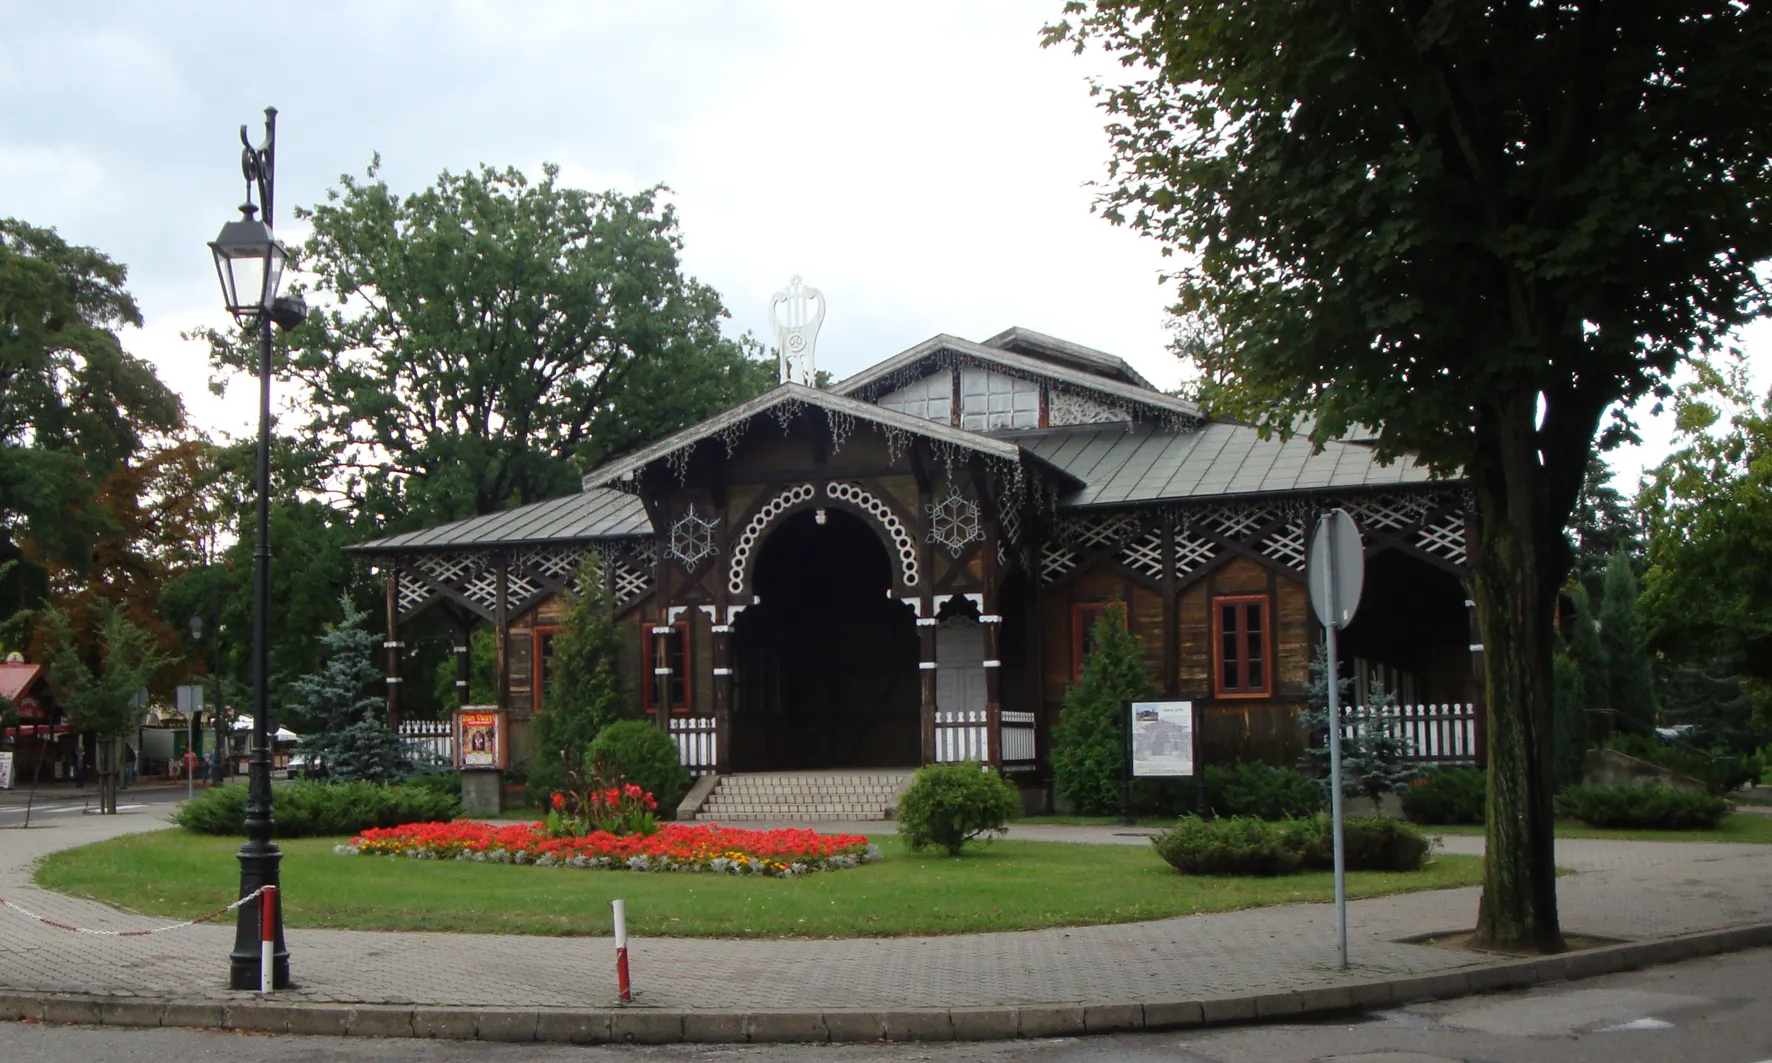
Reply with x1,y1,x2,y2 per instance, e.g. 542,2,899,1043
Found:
260,885,278,993
612,898,631,1002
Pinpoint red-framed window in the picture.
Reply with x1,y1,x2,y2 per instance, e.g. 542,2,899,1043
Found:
642,621,691,713
1071,601,1126,680
533,626,559,706
1214,595,1271,697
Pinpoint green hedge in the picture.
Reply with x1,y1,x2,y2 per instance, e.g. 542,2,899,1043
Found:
1400,767,1487,825
897,762,1023,856
1556,784,1730,829
1151,814,1430,876
1203,762,1324,820
175,781,462,838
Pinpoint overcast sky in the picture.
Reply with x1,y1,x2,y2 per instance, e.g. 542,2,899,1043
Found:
4,1,1763,492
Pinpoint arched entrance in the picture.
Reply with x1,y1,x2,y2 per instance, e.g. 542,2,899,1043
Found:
729,508,920,770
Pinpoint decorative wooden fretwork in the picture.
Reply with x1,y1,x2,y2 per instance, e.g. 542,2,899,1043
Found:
728,483,818,596
1117,528,1165,580
596,540,657,608
1048,389,1131,426
826,481,920,587
925,482,982,556
1173,524,1219,575
1040,542,1080,582
668,506,719,571
1203,503,1276,541
1344,492,1433,531
515,545,585,583
1258,518,1308,571
1415,510,1467,564
1056,512,1142,552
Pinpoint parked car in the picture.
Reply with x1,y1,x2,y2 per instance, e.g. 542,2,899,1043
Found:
285,752,326,780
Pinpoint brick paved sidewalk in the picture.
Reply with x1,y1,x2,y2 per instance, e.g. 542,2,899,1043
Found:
1,807,1767,1011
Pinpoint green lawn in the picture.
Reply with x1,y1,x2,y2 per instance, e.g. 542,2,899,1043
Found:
35,830,1482,939
1426,812,1772,844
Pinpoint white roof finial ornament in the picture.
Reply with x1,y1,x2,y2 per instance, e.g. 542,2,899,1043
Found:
769,275,825,386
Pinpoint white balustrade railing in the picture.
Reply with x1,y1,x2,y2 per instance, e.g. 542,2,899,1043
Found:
1000,710,1037,764
669,717,718,775
398,720,454,768
933,709,989,763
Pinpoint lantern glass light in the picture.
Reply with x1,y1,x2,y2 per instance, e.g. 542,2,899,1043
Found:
208,205,287,325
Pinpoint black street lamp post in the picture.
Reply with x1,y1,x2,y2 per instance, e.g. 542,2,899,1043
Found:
208,106,304,991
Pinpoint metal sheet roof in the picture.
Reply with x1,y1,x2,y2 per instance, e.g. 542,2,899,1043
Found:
1005,422,1442,507
347,488,650,554
977,327,1155,389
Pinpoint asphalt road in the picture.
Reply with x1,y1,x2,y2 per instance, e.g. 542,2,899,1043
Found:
4,947,1770,1062
0,784,186,828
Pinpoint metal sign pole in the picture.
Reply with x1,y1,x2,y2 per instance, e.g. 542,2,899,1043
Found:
1325,549,1349,971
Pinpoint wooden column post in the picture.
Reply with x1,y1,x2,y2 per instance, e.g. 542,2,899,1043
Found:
383,561,403,730
494,553,510,713
652,535,673,738
1162,512,1180,697
918,471,938,765
982,503,1003,769
455,614,473,710
711,512,734,774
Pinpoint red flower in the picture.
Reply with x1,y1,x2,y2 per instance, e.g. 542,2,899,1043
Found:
551,792,566,810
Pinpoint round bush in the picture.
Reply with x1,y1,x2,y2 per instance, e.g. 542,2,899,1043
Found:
1151,814,1431,876
896,762,1022,856
1400,767,1487,825
586,720,693,812
174,780,462,838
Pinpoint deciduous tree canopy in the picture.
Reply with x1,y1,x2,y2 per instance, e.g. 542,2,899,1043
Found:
1046,0,1772,949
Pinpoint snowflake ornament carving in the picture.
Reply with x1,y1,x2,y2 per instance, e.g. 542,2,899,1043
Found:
926,483,983,556
668,508,719,570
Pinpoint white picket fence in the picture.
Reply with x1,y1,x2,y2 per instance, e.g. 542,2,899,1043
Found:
933,709,990,763
398,720,453,767
1342,702,1478,763
669,717,717,775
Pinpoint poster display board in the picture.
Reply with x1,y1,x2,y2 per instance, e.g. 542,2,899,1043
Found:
0,751,12,790
1127,699,1197,779
455,707,507,771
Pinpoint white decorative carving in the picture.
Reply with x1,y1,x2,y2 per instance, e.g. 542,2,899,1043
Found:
1204,503,1275,541
1048,388,1131,426
826,481,920,587
925,483,983,556
1041,542,1079,584
728,484,817,596
769,276,825,385
1259,520,1307,570
668,507,719,570
1173,527,1218,575
1416,511,1467,563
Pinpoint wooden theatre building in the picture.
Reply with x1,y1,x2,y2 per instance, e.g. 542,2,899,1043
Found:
352,325,1479,802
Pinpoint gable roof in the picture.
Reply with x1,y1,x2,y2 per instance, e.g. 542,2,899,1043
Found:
1003,422,1440,507
347,488,649,554
0,661,45,704
830,334,1202,425
578,381,1072,492
978,327,1155,389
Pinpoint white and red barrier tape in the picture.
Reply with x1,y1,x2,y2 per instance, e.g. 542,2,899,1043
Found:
0,885,270,937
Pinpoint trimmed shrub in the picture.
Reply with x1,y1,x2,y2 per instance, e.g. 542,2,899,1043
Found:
1556,784,1730,829
1203,762,1324,820
1400,768,1487,825
175,780,462,838
586,720,692,812
1151,816,1303,876
1052,602,1155,814
404,770,463,801
1151,814,1431,876
896,762,1022,856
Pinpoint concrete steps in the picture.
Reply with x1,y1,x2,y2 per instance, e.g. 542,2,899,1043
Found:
691,769,916,822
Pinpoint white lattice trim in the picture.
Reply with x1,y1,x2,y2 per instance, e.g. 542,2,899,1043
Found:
1041,543,1079,584
1259,521,1307,570
1416,512,1467,563
1119,529,1165,579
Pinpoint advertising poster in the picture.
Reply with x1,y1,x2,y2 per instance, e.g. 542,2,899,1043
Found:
456,709,504,770
1130,700,1195,778
0,751,12,790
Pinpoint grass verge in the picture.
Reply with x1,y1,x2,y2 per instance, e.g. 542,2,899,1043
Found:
35,830,1482,939
1426,812,1772,844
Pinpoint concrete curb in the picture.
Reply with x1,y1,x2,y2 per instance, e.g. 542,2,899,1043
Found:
3,922,1769,1044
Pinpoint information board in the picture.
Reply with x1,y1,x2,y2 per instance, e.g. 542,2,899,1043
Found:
0,751,12,790
1129,700,1196,778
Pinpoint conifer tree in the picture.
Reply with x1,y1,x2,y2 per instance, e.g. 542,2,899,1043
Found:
1598,553,1658,734
1052,603,1154,815
1296,647,1419,799
529,555,631,798
290,597,408,783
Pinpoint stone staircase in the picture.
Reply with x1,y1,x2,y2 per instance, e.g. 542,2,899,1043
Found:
690,769,917,822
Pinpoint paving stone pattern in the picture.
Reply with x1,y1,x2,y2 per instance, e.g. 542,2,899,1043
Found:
0,808,1767,1011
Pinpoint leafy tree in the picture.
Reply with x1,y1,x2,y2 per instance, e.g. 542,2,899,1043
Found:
1639,363,1772,733
432,625,497,708
38,600,169,812
529,555,631,800
1052,603,1154,815
1597,552,1658,734
288,597,406,782
1046,0,1772,951
199,162,774,534
1297,648,1420,800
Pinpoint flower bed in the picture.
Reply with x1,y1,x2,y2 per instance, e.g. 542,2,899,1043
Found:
340,821,880,876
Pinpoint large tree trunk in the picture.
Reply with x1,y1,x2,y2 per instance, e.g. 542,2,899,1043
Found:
1468,392,1565,953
